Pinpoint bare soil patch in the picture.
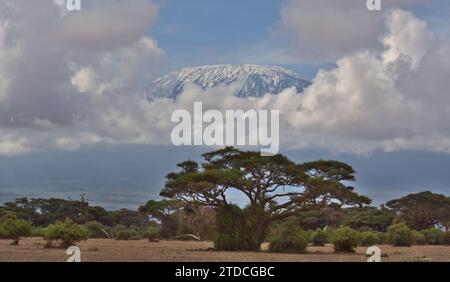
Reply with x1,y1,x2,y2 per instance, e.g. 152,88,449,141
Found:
1,238,449,262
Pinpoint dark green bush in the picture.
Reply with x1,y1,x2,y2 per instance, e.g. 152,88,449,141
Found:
31,227,44,237
311,229,329,246
145,227,160,241
421,228,444,245
269,222,308,253
443,232,450,245
43,219,89,248
412,230,427,245
332,227,361,253
214,205,266,251
377,232,388,244
86,221,109,238
0,219,32,245
360,231,381,246
387,223,413,247
115,229,141,240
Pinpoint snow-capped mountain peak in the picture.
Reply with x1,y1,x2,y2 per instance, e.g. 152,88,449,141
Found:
147,64,310,98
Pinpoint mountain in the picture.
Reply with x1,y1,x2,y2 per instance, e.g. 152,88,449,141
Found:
146,64,310,98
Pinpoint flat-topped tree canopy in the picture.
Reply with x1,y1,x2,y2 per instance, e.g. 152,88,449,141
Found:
161,147,371,221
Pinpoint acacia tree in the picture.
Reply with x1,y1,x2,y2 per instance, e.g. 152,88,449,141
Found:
161,147,371,249
386,191,450,230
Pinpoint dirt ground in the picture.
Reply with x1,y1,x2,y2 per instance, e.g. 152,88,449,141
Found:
0,238,449,262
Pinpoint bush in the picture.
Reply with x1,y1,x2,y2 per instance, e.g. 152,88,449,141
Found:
360,231,381,246
0,219,32,245
421,228,444,245
43,219,89,248
31,227,44,237
214,205,266,251
377,232,388,244
145,227,160,241
443,232,450,245
387,223,413,247
412,230,427,245
311,229,329,246
332,227,361,253
115,229,139,240
269,222,309,253
86,221,109,238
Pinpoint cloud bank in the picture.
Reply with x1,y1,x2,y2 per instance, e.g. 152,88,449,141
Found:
0,1,449,156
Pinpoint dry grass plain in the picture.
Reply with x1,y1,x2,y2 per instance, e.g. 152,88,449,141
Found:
1,238,449,262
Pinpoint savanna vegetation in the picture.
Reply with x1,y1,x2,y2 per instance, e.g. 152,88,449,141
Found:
1,147,449,254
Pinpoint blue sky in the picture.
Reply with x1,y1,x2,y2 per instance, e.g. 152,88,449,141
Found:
151,0,330,79
151,0,450,79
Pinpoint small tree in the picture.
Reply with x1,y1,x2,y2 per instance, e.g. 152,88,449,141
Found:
311,229,329,246
0,219,32,245
387,223,413,247
269,220,309,253
412,230,427,245
421,228,444,245
360,231,380,246
386,192,450,230
332,227,361,253
44,219,89,248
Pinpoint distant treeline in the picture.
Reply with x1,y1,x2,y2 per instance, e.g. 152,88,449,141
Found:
0,190,449,240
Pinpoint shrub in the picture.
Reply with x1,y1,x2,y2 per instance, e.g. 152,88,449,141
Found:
145,227,160,241
332,227,361,253
43,219,89,248
0,219,32,245
86,221,109,238
214,205,266,251
269,222,308,253
31,227,44,237
443,232,450,245
412,230,427,245
115,229,139,240
421,228,444,245
377,232,388,244
387,223,413,247
311,229,329,246
360,231,381,246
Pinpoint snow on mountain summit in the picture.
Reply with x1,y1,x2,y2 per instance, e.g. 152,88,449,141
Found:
147,64,310,98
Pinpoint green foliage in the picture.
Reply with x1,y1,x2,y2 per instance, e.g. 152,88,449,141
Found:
115,230,139,240
145,227,160,241
269,221,309,253
86,221,109,238
311,229,329,246
0,218,32,245
332,227,361,253
344,206,396,232
386,192,450,230
214,205,267,251
43,219,89,247
443,232,450,245
0,197,149,228
412,230,427,245
377,232,388,244
360,231,381,246
421,228,444,245
387,223,414,247
31,227,44,237
296,208,344,230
